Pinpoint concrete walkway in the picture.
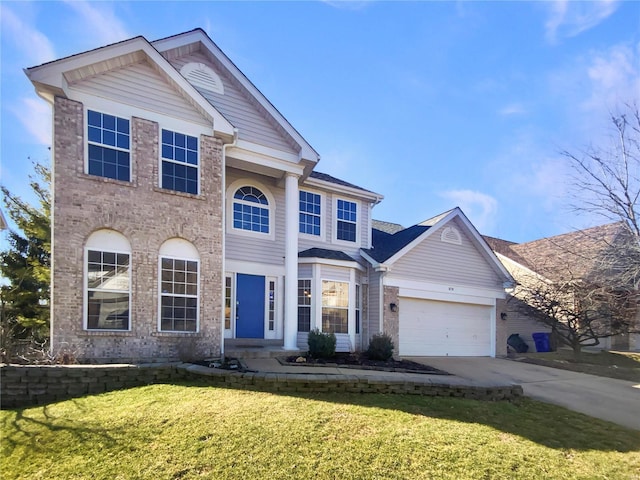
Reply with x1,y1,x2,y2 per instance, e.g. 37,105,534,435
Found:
405,356,640,431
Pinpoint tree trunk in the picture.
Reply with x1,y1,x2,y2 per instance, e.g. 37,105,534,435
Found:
572,342,582,361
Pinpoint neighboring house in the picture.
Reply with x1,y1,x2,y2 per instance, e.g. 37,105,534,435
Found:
485,222,639,351
25,29,513,362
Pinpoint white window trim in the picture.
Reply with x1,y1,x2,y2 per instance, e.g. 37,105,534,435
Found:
84,107,131,180
298,278,313,333
320,278,350,335
159,128,201,196
158,254,201,334
226,179,276,240
332,197,360,246
224,274,235,338
298,189,325,241
264,276,278,339
84,246,132,332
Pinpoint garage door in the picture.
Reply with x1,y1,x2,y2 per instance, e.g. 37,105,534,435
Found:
399,298,492,356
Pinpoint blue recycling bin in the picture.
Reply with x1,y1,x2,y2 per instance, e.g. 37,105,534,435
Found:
532,332,550,352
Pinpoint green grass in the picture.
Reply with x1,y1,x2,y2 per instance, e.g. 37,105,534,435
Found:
2,383,639,480
518,350,640,382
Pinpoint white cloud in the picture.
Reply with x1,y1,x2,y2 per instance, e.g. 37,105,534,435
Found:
63,0,131,45
13,97,52,146
582,42,640,116
545,0,620,43
499,103,527,116
440,189,498,233
0,4,56,65
321,1,372,11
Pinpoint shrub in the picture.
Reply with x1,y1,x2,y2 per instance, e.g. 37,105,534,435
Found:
366,333,394,361
307,329,336,359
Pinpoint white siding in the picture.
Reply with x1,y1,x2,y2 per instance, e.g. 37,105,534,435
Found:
297,189,370,260
298,264,312,278
320,265,351,282
69,61,210,127
225,168,285,265
168,51,298,154
390,218,502,290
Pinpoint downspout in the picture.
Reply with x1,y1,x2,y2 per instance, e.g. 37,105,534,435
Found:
220,128,238,357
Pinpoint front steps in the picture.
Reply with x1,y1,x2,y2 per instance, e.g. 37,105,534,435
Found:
224,339,302,359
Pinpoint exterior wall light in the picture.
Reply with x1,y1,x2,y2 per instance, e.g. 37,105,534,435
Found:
501,312,508,321
390,303,398,312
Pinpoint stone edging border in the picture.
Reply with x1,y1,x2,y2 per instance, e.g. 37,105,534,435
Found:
182,364,524,401
1,363,524,409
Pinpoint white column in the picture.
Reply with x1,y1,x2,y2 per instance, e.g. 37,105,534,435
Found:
348,268,356,351
284,172,299,350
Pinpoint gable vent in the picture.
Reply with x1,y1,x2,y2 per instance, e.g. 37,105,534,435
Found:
180,62,224,95
441,226,462,245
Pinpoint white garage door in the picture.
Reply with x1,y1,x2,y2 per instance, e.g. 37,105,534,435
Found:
399,297,492,356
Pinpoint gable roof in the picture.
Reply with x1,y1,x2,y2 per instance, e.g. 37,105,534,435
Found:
152,29,319,168
371,219,405,235
364,225,430,263
362,207,513,282
305,171,383,203
25,35,235,140
25,28,320,172
486,222,631,282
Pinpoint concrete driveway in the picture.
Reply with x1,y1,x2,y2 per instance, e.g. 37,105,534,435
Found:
404,356,640,430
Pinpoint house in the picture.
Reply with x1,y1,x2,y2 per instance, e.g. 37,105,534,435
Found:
25,29,513,362
485,222,639,352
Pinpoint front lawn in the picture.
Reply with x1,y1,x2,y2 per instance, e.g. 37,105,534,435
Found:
515,350,640,382
2,383,639,479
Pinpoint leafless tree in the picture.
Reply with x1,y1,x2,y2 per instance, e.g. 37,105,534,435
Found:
511,268,636,358
563,103,640,290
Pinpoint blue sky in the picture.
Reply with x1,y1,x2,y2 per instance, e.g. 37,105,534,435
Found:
1,1,638,243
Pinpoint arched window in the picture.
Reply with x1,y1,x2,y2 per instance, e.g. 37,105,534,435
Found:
85,229,131,331
233,186,270,234
159,238,200,332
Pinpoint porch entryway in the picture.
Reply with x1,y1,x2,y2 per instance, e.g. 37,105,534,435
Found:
235,273,265,338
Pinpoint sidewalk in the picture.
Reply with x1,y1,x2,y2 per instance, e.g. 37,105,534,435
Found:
240,357,516,388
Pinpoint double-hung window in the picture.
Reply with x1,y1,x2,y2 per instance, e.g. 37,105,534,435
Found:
336,199,357,242
161,129,199,195
160,258,199,332
87,110,130,181
322,280,349,334
87,250,130,330
299,191,321,236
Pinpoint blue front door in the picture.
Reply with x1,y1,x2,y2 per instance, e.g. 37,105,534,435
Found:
236,274,265,338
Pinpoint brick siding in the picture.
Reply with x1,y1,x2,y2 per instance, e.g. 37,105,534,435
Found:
51,97,223,362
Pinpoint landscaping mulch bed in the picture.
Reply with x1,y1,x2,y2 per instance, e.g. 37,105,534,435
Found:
281,353,450,375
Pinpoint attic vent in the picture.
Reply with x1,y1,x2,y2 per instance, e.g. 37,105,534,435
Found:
441,226,462,245
180,62,224,95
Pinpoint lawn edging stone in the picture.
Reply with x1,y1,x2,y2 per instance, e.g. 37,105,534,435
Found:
1,362,524,409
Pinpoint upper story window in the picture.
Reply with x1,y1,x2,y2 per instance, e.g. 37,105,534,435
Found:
161,129,199,195
336,199,357,242
233,186,270,234
299,191,321,236
87,110,130,182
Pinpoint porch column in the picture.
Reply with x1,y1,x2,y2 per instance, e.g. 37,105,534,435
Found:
284,172,299,350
